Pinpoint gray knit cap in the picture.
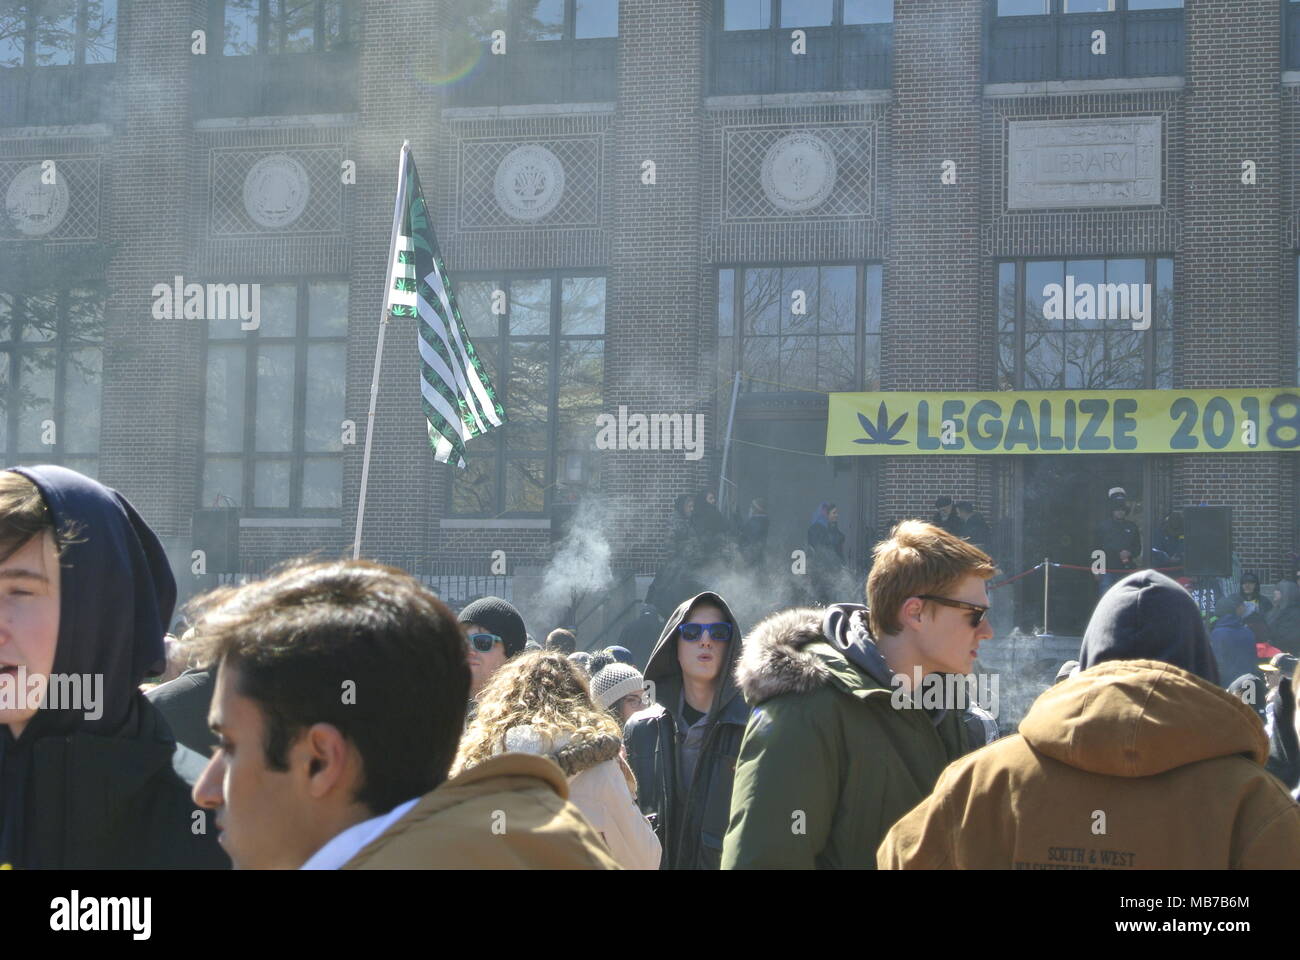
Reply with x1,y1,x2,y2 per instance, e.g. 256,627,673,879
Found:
590,662,646,711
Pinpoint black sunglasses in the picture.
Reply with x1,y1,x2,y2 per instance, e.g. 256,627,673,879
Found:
677,622,733,643
466,632,502,653
916,595,990,628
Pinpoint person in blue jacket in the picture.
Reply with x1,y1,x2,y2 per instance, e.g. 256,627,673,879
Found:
1210,596,1261,689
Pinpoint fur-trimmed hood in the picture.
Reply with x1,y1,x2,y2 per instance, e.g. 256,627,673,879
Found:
500,725,623,778
736,603,894,706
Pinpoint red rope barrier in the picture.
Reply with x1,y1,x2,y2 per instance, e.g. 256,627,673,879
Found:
1051,563,1186,574
988,563,1043,590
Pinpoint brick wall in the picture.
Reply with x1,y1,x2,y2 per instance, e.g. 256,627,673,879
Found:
1177,0,1289,578
603,0,710,570
881,0,992,529
5,0,1298,615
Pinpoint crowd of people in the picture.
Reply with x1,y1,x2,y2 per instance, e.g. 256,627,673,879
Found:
1,463,1298,871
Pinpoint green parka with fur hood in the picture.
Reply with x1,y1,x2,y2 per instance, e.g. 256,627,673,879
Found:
722,604,972,869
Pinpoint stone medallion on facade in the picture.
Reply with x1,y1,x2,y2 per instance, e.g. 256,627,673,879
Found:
1008,116,1162,210
4,163,71,237
760,132,837,213
493,144,565,221
242,153,312,229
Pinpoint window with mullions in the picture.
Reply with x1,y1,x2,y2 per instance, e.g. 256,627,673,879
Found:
717,264,881,402
444,0,618,107
0,1,117,124
988,0,1182,84
201,281,347,513
0,0,117,66
449,273,605,517
997,257,1172,390
198,1,359,118
218,0,360,56
712,0,893,95
0,286,104,477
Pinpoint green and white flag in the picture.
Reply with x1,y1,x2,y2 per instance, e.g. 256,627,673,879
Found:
387,147,504,467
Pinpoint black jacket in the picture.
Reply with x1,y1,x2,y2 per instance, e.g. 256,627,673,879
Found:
1078,569,1219,684
624,591,747,870
930,510,963,536
961,513,992,553
147,668,217,757
1098,515,1142,568
27,702,228,868
617,607,666,673
0,465,228,869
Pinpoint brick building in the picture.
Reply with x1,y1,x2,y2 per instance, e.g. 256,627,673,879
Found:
1,0,1297,638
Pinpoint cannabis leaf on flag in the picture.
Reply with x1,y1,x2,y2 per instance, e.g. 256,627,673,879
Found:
388,151,505,467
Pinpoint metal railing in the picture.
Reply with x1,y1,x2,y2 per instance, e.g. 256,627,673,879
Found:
444,37,618,107
0,63,115,126
192,50,358,118
987,7,1182,83
710,23,892,95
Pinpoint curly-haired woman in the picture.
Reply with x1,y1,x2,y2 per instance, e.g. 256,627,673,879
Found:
454,650,661,869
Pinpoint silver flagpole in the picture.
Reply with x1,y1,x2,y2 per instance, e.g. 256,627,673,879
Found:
717,371,742,514
352,140,411,560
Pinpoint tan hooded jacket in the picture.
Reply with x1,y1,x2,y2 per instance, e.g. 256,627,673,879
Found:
879,659,1300,869
342,753,622,869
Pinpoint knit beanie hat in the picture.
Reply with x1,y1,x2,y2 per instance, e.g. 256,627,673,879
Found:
459,596,527,658
1215,595,1241,619
590,663,646,711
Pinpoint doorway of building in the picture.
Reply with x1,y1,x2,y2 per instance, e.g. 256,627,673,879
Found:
1016,454,1147,637
727,398,872,599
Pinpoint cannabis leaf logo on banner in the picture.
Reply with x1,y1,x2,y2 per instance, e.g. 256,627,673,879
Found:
855,402,908,445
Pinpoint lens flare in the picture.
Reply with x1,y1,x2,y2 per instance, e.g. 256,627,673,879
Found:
410,39,488,92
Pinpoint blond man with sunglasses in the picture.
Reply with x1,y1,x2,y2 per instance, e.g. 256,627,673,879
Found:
723,520,996,869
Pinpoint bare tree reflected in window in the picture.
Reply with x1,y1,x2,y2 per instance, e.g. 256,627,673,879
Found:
0,286,104,471
450,271,605,516
518,0,565,41
1008,257,1172,391
35,0,77,66
278,0,316,53
0,4,24,68
731,264,872,394
81,0,115,63
1024,329,1063,389
1,0,117,65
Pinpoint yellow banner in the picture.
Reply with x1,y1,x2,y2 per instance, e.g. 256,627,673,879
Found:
826,389,1300,456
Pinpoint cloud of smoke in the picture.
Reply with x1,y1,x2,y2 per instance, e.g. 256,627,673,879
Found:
527,494,615,636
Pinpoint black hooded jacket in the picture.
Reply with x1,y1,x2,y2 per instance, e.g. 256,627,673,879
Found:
1077,569,1220,685
1076,569,1300,797
623,591,748,869
0,466,228,868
